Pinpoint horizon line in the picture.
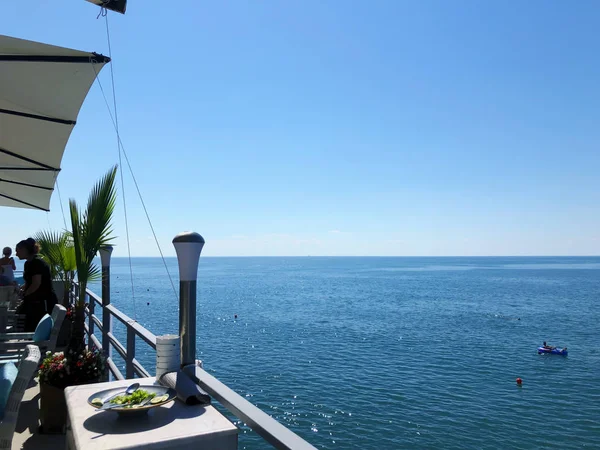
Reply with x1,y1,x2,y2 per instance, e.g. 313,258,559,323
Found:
106,255,600,258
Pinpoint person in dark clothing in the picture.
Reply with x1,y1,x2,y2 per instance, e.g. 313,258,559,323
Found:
15,238,58,331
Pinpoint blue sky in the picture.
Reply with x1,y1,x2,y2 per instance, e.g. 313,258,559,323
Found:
1,1,599,256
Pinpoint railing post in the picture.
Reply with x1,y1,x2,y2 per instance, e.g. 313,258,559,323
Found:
100,245,113,380
126,326,135,379
88,293,94,337
172,232,205,368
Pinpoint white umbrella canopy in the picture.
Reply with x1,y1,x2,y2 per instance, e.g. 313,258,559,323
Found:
0,34,110,211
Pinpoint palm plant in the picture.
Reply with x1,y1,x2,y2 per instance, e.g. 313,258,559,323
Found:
69,165,117,352
33,230,76,306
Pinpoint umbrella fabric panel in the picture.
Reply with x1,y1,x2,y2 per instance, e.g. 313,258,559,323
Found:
0,34,109,211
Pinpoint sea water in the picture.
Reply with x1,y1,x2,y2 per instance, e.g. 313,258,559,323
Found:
89,257,600,449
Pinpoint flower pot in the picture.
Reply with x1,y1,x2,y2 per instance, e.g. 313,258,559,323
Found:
40,377,102,434
39,382,68,434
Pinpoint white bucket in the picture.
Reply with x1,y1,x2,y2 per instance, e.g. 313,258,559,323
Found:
156,343,179,350
155,334,181,381
156,334,180,343
156,353,180,363
155,347,179,356
156,358,179,366
156,363,178,371
157,351,180,359
156,340,179,346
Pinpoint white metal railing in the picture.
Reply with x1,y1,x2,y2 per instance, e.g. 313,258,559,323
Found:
81,283,316,450
83,287,153,379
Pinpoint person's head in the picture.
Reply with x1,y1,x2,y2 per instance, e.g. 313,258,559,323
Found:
543,341,547,346
15,238,40,260
2,247,11,258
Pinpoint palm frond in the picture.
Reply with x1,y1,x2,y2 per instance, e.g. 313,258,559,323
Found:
87,263,102,283
34,230,64,279
82,166,117,260
34,229,77,279
70,199,85,283
69,166,118,294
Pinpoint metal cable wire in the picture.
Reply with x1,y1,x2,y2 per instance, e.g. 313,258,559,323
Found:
89,54,179,306
55,179,68,230
104,13,137,320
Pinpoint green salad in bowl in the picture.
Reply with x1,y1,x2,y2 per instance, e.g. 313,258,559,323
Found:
91,389,171,409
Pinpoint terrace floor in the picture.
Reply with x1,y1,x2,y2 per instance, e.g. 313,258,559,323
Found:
12,381,65,450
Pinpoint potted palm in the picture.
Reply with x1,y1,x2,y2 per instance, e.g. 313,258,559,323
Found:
39,165,117,433
68,165,117,354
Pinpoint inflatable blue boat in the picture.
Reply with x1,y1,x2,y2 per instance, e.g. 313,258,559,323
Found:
538,347,568,355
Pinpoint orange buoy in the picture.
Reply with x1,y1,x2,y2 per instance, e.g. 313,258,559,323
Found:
516,378,522,385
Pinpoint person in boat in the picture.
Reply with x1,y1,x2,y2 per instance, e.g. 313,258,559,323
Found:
543,341,555,350
15,238,58,331
0,247,16,284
